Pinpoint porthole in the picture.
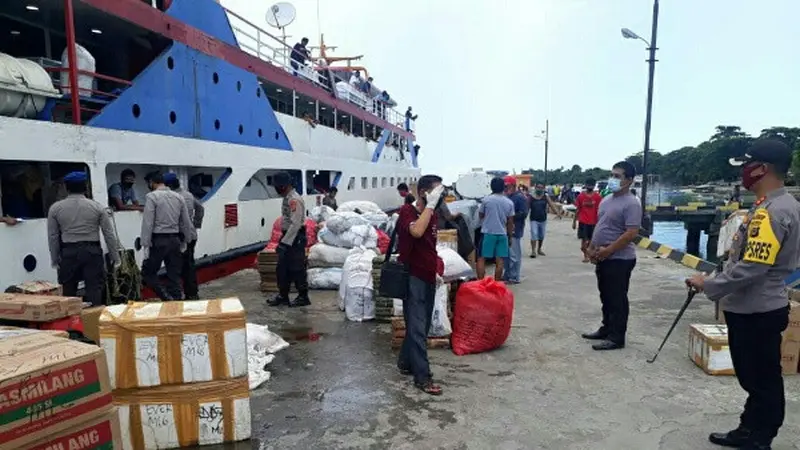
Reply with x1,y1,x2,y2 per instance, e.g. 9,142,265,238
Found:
214,119,221,130
256,88,261,98
274,131,280,140
23,254,36,273
260,218,265,227
134,237,142,251
167,56,174,70
258,128,263,138
238,124,244,135
132,104,141,118
213,72,219,84
237,81,242,92
169,111,177,124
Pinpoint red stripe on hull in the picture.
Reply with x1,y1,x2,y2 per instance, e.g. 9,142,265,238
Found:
140,253,258,300
77,0,413,139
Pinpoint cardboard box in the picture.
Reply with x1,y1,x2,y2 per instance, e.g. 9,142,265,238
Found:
784,300,800,342
23,407,122,450
99,298,247,389
781,338,800,375
0,334,113,449
5,281,62,296
689,324,735,376
114,377,251,450
0,325,68,340
80,306,105,344
789,289,800,302
0,293,82,322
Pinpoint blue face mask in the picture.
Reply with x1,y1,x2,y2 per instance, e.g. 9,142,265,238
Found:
607,178,622,193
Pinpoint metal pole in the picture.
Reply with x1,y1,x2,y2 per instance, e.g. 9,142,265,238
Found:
640,0,659,234
64,0,81,125
544,119,549,186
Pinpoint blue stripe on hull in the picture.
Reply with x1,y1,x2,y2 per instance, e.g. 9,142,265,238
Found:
371,129,391,162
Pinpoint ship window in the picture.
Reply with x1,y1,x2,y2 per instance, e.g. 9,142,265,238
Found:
352,118,364,138
381,178,387,188
390,177,395,186
261,80,292,115
305,170,341,195
294,93,317,123
0,161,92,220
365,123,376,142
371,177,377,188
338,112,352,135
347,177,355,191
318,103,335,129
361,177,368,189
239,169,302,201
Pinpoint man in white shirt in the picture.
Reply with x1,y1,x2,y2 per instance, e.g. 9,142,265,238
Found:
349,70,363,87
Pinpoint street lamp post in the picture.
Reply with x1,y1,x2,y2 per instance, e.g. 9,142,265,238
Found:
535,120,550,185
622,0,659,236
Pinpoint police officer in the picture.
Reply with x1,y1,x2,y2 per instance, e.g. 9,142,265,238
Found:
164,173,205,300
140,171,193,301
687,140,800,450
47,171,120,306
267,172,310,307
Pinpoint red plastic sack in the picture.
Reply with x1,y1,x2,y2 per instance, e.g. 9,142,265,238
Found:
451,278,514,356
376,229,390,255
252,217,318,266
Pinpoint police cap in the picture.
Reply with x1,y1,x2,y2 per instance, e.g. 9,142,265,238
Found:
273,171,291,188
64,171,87,182
163,172,178,183
729,139,793,173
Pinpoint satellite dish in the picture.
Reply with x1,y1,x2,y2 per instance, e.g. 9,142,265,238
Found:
266,2,297,29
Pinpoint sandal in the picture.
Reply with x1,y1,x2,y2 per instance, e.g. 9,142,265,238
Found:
415,380,443,396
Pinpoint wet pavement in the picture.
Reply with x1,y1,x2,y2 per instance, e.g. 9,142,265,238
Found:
199,219,800,450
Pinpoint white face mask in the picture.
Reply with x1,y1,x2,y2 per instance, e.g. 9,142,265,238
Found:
607,178,622,193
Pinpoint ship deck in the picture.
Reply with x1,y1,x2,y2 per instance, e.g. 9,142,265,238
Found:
198,219,800,450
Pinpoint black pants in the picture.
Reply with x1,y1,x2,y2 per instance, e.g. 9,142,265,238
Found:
181,240,199,300
276,229,308,299
725,306,789,441
595,258,636,343
398,276,436,384
142,234,183,301
59,242,105,306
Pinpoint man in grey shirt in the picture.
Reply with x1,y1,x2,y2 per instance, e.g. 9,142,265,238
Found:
164,172,204,300
140,171,193,301
47,171,119,306
581,161,642,351
687,140,799,449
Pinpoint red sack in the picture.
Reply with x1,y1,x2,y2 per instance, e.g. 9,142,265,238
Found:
451,278,514,356
253,217,318,267
376,229,390,254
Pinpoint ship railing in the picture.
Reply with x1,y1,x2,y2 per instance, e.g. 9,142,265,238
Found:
222,6,414,133
43,67,132,123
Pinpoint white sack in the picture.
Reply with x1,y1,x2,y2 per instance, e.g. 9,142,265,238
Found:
319,224,378,249
339,246,377,321
308,267,342,290
310,205,335,223
308,243,351,267
362,211,390,229
325,211,369,234
246,323,289,390
393,298,403,316
338,200,382,215
437,247,475,281
429,283,452,337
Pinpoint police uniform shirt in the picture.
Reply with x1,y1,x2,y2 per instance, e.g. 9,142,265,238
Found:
47,194,120,266
176,188,205,242
280,188,306,246
140,187,194,248
704,187,800,313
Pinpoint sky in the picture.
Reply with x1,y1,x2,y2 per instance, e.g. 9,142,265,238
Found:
222,0,800,183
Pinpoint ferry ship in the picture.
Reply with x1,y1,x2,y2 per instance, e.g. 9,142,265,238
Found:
0,0,420,292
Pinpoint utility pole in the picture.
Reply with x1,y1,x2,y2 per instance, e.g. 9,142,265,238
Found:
543,119,550,185
640,0,659,235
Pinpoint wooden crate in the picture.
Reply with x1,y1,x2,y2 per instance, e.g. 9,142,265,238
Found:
391,336,450,349
689,324,800,376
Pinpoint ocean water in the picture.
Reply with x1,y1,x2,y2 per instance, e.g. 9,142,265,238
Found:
650,222,709,260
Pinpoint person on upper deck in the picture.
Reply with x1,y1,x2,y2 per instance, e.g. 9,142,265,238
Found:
405,107,418,131
360,77,373,95
108,169,144,212
290,38,311,75
349,70,363,87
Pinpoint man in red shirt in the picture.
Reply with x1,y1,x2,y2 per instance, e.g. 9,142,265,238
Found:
573,178,602,263
396,174,445,396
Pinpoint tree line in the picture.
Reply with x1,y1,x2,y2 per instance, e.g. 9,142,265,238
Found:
521,126,800,187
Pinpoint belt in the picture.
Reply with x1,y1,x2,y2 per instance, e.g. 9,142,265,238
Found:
153,233,180,237
61,241,100,248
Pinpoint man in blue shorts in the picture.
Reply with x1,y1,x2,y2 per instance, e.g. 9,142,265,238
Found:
477,177,515,281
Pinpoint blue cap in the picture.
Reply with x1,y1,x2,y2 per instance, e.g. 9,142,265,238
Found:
163,172,178,183
64,171,87,182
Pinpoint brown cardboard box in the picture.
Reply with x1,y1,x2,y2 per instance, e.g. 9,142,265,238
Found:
0,325,68,340
0,334,113,449
5,281,62,296
23,407,122,450
784,300,800,342
80,306,105,344
781,338,800,375
0,293,82,322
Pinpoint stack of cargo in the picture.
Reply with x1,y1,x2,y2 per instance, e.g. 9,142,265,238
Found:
4,279,62,296
257,249,301,293
391,315,451,350
98,298,251,449
372,255,395,322
0,331,122,450
690,295,800,376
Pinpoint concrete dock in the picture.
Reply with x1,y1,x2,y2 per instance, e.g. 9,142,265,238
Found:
200,219,800,450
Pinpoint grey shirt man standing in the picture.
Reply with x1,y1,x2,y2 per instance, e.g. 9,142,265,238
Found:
163,172,205,300
47,171,119,306
140,172,193,301
267,172,310,307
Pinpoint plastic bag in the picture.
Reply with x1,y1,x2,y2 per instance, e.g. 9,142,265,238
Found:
245,323,289,390
376,229,390,255
393,299,403,316
319,224,378,249
451,278,514,356
308,243,351,267
307,267,343,290
362,211,390,229
310,205,335,223
429,283,452,337
325,211,370,234
437,247,475,282
338,200,382,215
339,247,377,321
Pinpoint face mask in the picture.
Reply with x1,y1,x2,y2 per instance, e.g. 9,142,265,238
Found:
607,178,622,193
741,162,766,190
122,182,134,189
534,190,544,196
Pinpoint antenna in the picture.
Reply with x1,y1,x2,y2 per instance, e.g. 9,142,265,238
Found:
265,2,297,64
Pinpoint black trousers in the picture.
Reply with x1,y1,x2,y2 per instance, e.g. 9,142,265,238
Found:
59,242,105,306
725,306,789,440
595,258,636,343
398,275,436,384
141,234,183,301
181,240,199,300
276,229,308,298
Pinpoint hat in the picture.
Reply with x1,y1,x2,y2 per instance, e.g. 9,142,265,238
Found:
273,171,291,188
63,171,87,182
729,139,793,173
163,172,178,183
503,176,516,186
